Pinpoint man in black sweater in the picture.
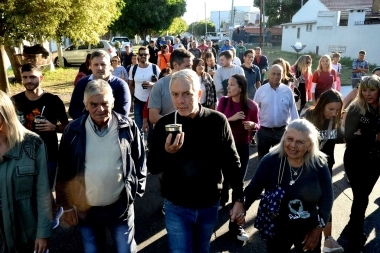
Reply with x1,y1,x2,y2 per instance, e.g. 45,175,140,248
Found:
147,69,245,252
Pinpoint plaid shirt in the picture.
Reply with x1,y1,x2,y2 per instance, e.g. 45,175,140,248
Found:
201,72,217,108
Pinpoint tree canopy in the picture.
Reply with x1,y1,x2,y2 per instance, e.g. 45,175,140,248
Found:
254,0,308,27
187,20,215,37
162,17,188,36
110,0,186,40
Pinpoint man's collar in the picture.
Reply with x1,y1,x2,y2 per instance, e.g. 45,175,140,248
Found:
88,74,113,81
88,113,113,132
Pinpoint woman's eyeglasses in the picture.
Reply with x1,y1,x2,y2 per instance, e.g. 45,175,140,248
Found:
307,61,311,64
111,60,118,62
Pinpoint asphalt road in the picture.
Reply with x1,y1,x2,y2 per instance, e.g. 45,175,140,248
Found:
49,142,380,253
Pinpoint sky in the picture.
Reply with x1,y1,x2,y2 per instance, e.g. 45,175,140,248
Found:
183,0,255,24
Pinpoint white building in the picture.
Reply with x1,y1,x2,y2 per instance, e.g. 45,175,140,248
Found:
210,6,261,31
281,0,380,65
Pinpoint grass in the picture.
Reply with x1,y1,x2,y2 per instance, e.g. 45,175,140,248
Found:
9,67,78,109
246,45,356,86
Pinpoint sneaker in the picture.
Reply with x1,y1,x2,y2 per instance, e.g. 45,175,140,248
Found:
236,226,249,241
323,236,344,253
52,206,64,229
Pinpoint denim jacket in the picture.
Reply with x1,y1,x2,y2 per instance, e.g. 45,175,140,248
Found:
55,112,146,214
0,132,52,252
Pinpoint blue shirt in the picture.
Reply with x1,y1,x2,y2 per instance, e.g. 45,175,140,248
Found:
352,59,369,79
241,64,261,99
220,45,234,52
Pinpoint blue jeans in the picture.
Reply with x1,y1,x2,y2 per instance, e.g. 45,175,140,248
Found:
164,199,219,253
79,200,136,253
133,97,145,132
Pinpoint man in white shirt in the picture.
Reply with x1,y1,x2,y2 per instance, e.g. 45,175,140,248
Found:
213,50,245,100
128,46,160,132
254,64,299,160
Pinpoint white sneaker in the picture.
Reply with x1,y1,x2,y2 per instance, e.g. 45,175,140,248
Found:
323,236,344,253
236,227,249,241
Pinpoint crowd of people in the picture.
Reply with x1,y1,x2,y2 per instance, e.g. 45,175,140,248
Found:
0,36,378,253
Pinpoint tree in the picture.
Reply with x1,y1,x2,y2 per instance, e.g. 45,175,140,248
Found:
187,20,215,37
163,17,188,36
110,0,186,42
0,0,122,92
254,0,308,27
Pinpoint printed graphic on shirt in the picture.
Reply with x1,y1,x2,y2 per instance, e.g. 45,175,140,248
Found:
319,129,337,140
288,199,310,220
25,108,42,130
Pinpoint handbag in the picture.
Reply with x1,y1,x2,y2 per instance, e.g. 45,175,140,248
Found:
254,157,285,240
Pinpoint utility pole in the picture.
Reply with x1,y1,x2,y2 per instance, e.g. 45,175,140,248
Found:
205,2,207,38
230,0,234,40
219,11,221,32
263,0,265,45
259,0,262,47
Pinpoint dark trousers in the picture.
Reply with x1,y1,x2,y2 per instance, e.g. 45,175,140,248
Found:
298,82,307,113
221,144,249,204
257,127,285,161
344,148,380,235
266,223,322,253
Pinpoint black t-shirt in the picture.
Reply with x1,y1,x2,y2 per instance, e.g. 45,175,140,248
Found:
12,92,69,161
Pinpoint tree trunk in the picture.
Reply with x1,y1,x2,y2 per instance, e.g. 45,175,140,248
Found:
4,45,22,83
56,42,65,67
0,45,10,94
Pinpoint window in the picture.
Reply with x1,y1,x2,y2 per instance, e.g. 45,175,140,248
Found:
306,24,312,32
292,25,296,28
91,42,104,49
66,45,77,51
284,25,288,29
297,28,300,39
78,44,89,50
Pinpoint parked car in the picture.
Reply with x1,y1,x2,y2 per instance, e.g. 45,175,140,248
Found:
110,36,133,52
53,40,116,66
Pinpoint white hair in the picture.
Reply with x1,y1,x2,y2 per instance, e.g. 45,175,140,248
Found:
169,69,201,92
270,119,327,169
83,79,114,105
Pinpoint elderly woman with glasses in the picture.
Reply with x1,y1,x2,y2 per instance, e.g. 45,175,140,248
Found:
234,119,333,252
342,75,380,252
111,55,128,81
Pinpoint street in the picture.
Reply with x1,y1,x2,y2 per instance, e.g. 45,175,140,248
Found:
50,141,380,253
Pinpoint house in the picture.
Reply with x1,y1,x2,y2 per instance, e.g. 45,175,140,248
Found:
210,6,261,32
232,25,282,45
281,0,380,65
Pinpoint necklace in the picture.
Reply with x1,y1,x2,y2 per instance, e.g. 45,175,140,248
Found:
288,160,304,186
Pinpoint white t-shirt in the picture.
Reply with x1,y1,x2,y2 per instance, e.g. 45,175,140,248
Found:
199,76,206,104
128,63,161,102
332,63,341,74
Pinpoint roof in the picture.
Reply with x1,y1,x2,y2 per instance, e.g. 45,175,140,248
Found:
319,0,373,11
243,26,283,35
319,0,374,17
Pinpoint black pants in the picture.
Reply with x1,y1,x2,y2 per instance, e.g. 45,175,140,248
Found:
298,82,307,113
266,220,322,253
344,148,380,235
257,127,285,161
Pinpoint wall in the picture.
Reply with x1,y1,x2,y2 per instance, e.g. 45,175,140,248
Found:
292,0,328,23
282,22,380,65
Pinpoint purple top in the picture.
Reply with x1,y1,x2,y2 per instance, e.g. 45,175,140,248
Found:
217,96,260,145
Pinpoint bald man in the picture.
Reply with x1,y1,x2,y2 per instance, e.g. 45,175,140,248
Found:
254,64,299,160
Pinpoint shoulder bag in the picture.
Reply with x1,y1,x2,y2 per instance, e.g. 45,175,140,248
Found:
254,157,286,240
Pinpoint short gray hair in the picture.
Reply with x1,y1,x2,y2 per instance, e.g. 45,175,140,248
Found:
91,50,110,62
83,79,114,105
270,119,327,169
169,69,200,92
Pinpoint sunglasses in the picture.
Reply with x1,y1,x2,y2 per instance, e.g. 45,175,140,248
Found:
111,60,118,62
307,61,311,64
139,53,149,57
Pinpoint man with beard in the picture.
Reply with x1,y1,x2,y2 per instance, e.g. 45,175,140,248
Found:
213,50,245,100
128,46,160,132
12,63,69,228
147,40,158,64
69,50,131,119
